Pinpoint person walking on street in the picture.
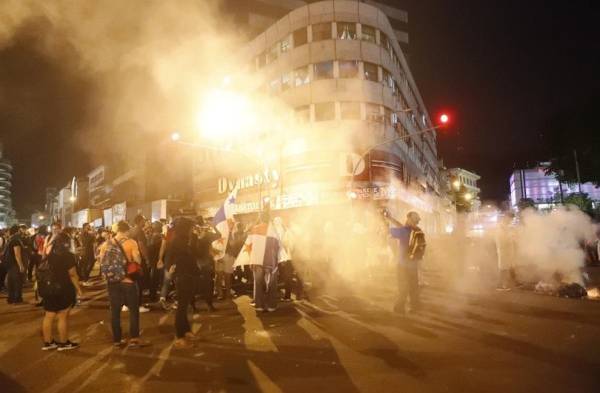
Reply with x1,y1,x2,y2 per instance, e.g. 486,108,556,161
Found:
167,218,202,349
3,225,25,304
383,210,426,315
41,232,83,351
100,221,149,348
79,223,96,285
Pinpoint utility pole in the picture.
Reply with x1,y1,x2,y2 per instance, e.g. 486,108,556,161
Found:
573,149,582,193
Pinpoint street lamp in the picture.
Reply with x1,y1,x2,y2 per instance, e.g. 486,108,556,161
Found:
69,195,76,203
171,132,181,142
452,179,461,190
464,192,473,201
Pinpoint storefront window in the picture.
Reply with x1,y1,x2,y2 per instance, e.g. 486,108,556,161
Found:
363,62,378,82
337,22,357,40
293,27,308,46
338,60,359,78
313,61,334,80
361,25,376,43
294,66,310,86
340,102,361,120
314,102,336,121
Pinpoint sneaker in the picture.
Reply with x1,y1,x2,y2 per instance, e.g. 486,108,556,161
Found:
127,339,150,348
255,307,265,312
281,298,292,302
42,341,58,351
113,339,127,348
57,340,80,351
173,338,193,349
496,286,511,292
184,332,201,341
122,305,129,312
170,302,178,310
139,306,150,313
267,307,277,312
250,301,256,307
159,298,169,310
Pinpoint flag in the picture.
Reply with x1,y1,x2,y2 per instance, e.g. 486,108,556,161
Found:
234,222,285,268
211,188,237,259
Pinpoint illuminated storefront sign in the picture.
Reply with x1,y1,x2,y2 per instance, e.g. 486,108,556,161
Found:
217,169,279,194
352,186,432,212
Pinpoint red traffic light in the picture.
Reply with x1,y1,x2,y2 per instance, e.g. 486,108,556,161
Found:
439,114,449,124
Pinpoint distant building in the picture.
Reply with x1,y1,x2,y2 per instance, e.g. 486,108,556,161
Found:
510,164,600,209
0,146,14,228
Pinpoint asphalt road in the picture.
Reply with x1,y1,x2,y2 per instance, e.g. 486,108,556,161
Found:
1,279,599,393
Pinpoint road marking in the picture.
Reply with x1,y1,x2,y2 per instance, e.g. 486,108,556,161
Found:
234,296,278,352
129,342,174,393
247,359,283,393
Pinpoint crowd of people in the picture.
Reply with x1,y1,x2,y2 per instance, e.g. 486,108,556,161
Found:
0,208,325,349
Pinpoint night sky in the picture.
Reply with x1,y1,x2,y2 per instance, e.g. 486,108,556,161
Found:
1,0,599,217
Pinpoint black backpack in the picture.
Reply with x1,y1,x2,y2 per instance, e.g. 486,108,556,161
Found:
37,248,63,298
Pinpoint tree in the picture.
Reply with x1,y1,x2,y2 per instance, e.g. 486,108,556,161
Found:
542,94,600,185
517,198,536,211
563,192,594,215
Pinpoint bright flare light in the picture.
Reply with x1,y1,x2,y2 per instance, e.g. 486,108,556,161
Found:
171,132,181,142
440,114,449,124
69,196,76,202
197,89,257,139
452,179,461,189
464,192,473,201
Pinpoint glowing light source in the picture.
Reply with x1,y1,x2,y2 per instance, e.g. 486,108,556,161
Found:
452,179,461,189
347,191,358,200
171,132,181,142
464,192,473,201
69,195,76,203
440,114,449,124
196,88,257,140
38,215,45,220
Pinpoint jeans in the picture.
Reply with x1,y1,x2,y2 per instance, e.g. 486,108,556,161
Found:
148,263,162,301
28,254,41,282
253,265,278,309
107,282,140,343
6,265,24,303
160,268,174,300
396,263,420,311
175,275,197,338
198,266,215,307
79,254,95,281
280,261,304,300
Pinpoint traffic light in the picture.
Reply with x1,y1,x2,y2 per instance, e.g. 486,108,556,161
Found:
440,114,449,124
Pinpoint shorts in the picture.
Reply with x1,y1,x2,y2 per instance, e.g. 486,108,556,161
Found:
43,285,76,312
215,255,235,274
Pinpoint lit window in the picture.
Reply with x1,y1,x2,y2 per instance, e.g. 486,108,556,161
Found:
295,105,310,123
313,61,333,80
281,35,291,53
293,27,308,46
314,102,335,121
312,23,332,41
340,102,361,120
337,22,357,40
294,66,310,86
338,60,359,78
363,62,378,82
382,69,393,88
361,25,376,43
269,78,280,94
282,72,292,91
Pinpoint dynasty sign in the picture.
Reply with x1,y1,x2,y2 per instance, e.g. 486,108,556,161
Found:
218,169,280,194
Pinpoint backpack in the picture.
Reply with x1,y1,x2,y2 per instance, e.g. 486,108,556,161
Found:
37,250,63,298
100,239,128,284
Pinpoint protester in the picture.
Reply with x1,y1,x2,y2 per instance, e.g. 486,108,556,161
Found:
41,232,82,351
384,210,426,314
0,229,7,293
193,218,219,312
101,221,149,348
166,218,202,349
78,223,96,285
147,221,164,302
129,215,150,313
4,225,25,304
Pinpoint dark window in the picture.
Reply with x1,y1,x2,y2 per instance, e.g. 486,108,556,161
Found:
366,103,381,122
361,25,376,43
294,66,310,86
340,102,361,120
312,23,332,41
337,22,357,40
380,32,390,52
314,102,335,121
382,69,393,88
313,61,334,80
363,62,378,82
293,27,308,46
338,60,359,78
295,105,310,123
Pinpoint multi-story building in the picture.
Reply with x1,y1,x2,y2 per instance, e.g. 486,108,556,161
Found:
193,0,446,233
510,164,600,210
228,0,410,55
445,168,481,196
0,146,14,228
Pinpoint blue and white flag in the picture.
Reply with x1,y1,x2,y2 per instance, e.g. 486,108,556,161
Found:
212,188,237,259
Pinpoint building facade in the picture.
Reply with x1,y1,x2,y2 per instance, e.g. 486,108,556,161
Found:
193,1,446,234
0,147,14,228
510,165,600,210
